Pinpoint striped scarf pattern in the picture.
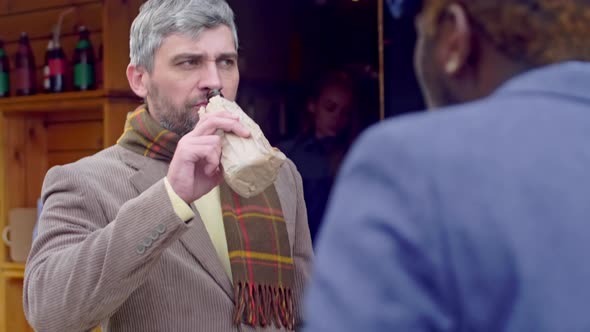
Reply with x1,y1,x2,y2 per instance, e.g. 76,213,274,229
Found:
117,105,295,329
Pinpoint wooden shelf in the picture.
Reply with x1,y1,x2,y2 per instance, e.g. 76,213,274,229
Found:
0,90,105,106
0,262,25,279
0,1,144,331
0,90,139,113
0,262,25,271
2,269,24,279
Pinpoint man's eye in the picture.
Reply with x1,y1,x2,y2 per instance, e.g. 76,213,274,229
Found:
178,59,197,67
219,59,235,68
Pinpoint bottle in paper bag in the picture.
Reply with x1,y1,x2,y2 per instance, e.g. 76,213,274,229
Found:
199,95,286,198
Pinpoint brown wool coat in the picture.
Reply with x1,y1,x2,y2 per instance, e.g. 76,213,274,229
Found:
23,144,313,332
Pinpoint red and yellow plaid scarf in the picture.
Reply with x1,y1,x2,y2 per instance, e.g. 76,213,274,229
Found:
117,105,295,329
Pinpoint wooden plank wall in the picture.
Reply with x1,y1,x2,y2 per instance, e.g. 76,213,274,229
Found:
1,109,102,211
0,0,103,95
46,110,103,169
4,278,33,332
0,0,94,14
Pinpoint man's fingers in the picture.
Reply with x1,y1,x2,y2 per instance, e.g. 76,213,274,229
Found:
199,111,238,120
229,122,251,138
179,134,221,147
203,164,220,176
175,135,222,169
190,113,251,138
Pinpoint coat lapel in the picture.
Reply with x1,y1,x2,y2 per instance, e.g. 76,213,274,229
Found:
119,147,234,301
177,213,235,300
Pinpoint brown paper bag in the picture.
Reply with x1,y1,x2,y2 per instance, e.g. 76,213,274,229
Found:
199,96,286,198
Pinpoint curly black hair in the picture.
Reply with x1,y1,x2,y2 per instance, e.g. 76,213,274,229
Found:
420,0,590,65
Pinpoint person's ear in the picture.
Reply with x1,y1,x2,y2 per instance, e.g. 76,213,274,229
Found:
436,3,472,76
126,64,149,98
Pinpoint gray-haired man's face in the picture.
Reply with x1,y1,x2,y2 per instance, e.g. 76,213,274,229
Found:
145,25,240,136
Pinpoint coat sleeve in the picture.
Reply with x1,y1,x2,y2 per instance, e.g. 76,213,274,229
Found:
23,165,191,332
303,125,456,332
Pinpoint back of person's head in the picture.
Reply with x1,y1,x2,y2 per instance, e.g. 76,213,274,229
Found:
129,0,238,73
420,0,590,66
397,0,590,108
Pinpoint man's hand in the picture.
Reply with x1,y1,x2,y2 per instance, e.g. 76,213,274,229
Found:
167,111,250,203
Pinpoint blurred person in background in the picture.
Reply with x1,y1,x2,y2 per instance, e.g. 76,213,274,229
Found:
279,70,358,243
305,0,590,331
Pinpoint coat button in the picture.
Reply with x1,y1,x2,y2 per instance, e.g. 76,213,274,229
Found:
149,230,159,240
136,244,146,254
143,237,153,247
156,224,166,234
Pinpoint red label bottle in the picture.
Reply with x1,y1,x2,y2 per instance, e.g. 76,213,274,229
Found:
49,40,67,93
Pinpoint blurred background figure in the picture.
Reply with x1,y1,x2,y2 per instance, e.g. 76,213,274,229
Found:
279,70,358,243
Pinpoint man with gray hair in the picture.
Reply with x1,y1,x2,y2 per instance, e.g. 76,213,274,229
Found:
23,1,313,331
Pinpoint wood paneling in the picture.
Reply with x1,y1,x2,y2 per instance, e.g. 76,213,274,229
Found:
0,94,105,113
102,0,143,92
1,115,26,263
1,0,96,16
45,108,101,123
0,275,4,332
103,99,140,147
24,117,47,206
2,277,33,332
2,116,26,208
0,115,7,264
0,1,138,331
47,150,98,168
47,120,103,151
0,2,102,42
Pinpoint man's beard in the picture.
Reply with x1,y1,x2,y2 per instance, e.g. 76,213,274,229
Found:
148,83,203,137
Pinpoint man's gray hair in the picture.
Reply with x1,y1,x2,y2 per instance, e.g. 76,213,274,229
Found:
129,0,238,72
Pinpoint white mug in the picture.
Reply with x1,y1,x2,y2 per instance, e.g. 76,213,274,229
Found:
2,208,37,263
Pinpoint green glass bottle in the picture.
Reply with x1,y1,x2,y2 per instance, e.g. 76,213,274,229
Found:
73,26,96,91
0,40,10,97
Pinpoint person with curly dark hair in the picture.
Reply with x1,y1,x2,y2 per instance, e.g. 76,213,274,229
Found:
305,0,590,331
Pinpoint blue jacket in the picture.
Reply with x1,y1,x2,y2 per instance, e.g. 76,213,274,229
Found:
305,62,590,331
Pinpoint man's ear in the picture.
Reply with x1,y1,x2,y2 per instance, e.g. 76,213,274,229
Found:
126,64,149,98
436,3,472,76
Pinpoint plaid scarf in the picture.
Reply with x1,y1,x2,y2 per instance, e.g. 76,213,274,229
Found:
117,105,295,329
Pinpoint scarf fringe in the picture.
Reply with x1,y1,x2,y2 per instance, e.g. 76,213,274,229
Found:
233,281,294,330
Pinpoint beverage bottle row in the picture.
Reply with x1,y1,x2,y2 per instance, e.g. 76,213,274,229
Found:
0,26,101,97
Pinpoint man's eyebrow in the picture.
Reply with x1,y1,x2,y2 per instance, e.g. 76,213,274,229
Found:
217,52,238,59
170,52,238,63
170,53,205,63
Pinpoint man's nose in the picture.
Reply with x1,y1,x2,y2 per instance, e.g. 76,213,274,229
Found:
199,62,222,91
